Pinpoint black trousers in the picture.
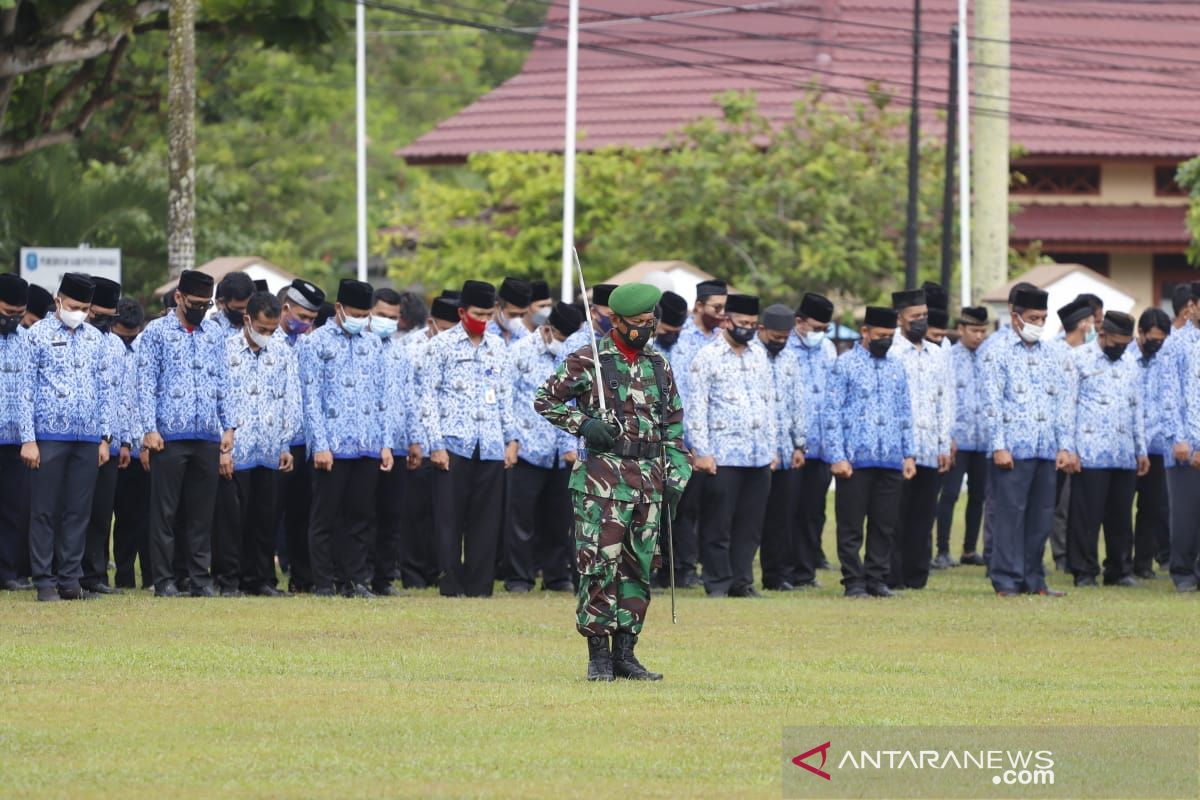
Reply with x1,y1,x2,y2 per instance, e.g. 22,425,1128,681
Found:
0,444,31,582
504,459,573,589
1134,454,1169,572
371,465,405,590
890,465,940,589
82,457,118,588
308,457,379,591
147,439,219,590
699,465,772,595
213,467,279,591
1166,465,1200,588
279,444,313,590
432,448,504,597
935,449,988,555
399,458,439,588
759,468,798,588
112,459,151,588
793,458,832,584
665,469,703,581
1067,467,1136,583
29,440,99,592
834,467,902,590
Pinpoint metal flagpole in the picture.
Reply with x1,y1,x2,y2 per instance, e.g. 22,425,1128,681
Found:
560,0,580,302
355,0,369,282
572,247,605,412
957,0,973,307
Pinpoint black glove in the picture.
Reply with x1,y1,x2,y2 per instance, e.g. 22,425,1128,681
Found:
664,485,684,518
580,417,619,450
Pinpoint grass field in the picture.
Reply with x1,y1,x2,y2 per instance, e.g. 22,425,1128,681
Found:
2,525,1198,799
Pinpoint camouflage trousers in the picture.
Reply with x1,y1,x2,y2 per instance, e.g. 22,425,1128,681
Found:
572,490,662,637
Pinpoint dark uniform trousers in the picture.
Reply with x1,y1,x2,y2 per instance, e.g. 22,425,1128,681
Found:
793,458,832,584
1050,472,1071,565
835,467,902,591
663,470,703,584
399,458,438,588
147,439,219,590
278,444,312,590
759,467,798,589
0,444,31,582
699,465,772,595
1166,465,1200,589
1068,467,1136,584
213,467,279,591
112,458,151,588
987,459,1054,594
82,456,118,588
432,446,504,597
889,465,940,589
503,458,573,590
935,449,988,556
372,465,405,591
29,440,100,592
1133,453,1169,572
308,457,379,591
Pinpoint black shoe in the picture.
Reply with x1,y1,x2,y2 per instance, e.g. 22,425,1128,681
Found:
1105,576,1139,588
313,586,336,597
1133,568,1157,580
2,578,34,591
190,585,216,598
844,585,868,598
680,573,702,589
155,582,181,598
1074,575,1098,587
81,583,121,595
959,552,985,567
287,581,311,594
219,587,244,598
1055,557,1068,573
373,583,400,597
763,581,795,591
730,585,762,598
58,586,96,601
586,635,614,682
931,553,957,570
817,559,834,571
1035,587,1067,597
504,582,533,593
252,585,287,597
542,582,574,593
1175,582,1198,593
996,589,1020,597
176,577,193,594
345,583,375,599
866,584,895,598
794,580,822,590
36,586,60,602
612,632,662,681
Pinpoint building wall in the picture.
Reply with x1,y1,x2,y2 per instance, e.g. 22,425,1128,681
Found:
1108,252,1154,312
1012,160,1187,207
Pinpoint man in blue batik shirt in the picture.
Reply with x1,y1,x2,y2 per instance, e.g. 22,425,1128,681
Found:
138,269,235,598
825,306,915,599
980,287,1075,597
213,292,297,597
487,277,533,346
211,271,254,338
20,273,112,602
935,307,991,568
503,301,583,593
1131,309,1177,581
367,287,409,596
110,298,151,590
1064,311,1149,588
557,283,617,366
689,293,778,598
755,304,808,592
0,274,32,592
418,280,519,597
298,279,394,598
788,292,838,587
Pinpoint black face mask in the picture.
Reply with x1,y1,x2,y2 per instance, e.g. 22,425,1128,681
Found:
182,304,207,327
118,334,137,350
0,313,20,336
763,338,787,356
904,318,928,344
868,336,893,358
1103,342,1127,362
224,306,246,329
729,325,757,345
1141,339,1163,359
654,330,680,349
616,318,655,351
91,314,115,333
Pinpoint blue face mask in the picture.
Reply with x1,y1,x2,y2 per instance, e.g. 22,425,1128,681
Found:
371,315,398,339
598,314,613,334
340,311,367,336
1084,327,1097,344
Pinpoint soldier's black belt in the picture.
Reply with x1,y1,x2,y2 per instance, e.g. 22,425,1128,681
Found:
589,441,665,460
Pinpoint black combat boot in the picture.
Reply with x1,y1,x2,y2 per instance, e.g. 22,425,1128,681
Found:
587,635,614,682
612,631,663,681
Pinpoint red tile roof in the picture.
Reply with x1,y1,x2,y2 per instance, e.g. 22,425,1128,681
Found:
1010,203,1189,246
401,1,1200,163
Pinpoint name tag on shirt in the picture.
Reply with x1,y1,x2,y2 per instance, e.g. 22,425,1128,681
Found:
484,388,497,405
51,341,67,347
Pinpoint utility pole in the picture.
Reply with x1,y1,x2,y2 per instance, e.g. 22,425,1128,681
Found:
971,0,1010,300
167,0,195,278
355,0,368,282
903,0,921,290
560,0,580,302
940,25,958,292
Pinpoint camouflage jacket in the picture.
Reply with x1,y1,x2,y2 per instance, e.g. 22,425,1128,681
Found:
535,334,692,503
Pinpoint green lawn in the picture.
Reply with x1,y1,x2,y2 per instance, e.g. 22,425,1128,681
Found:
1,529,1197,799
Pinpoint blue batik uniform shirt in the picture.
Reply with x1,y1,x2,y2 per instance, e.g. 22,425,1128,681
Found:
891,335,954,469
949,340,989,453
137,313,233,443
22,317,112,444
508,330,576,468
1137,343,1183,459
297,321,392,459
687,334,778,468
981,326,1075,461
786,330,837,463
1066,340,1146,470
823,344,914,471
226,332,300,470
0,326,30,446
753,338,806,467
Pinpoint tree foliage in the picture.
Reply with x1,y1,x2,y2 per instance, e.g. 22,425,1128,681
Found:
1175,157,1200,266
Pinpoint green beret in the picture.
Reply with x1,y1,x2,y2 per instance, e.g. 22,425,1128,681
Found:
608,283,662,317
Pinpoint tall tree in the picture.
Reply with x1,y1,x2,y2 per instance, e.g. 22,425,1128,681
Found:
166,0,194,276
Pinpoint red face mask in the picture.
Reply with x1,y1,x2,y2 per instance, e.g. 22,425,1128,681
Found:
460,309,487,337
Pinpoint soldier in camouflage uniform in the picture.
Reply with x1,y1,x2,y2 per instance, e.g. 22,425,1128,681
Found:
535,283,692,682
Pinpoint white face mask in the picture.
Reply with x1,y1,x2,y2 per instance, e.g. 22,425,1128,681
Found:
530,308,551,328
803,330,826,348
59,305,87,330
546,337,564,357
1017,319,1044,344
370,315,398,340
247,327,272,349
505,314,527,336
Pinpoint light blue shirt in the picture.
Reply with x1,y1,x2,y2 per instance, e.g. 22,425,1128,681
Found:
226,332,299,470
755,338,806,467
271,326,308,447
948,341,989,453
1065,340,1145,469
668,315,720,415
380,336,410,452
0,327,30,446
786,330,837,463
980,326,1074,461
99,331,131,456
891,335,954,469
417,323,517,461
401,330,435,452
137,313,233,443
507,330,576,468
22,317,111,444
823,344,914,471
687,334,777,468
297,322,392,459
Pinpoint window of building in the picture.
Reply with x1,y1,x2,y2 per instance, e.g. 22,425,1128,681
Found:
1011,165,1101,195
1044,251,1110,276
1155,165,1188,197
1152,252,1196,310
